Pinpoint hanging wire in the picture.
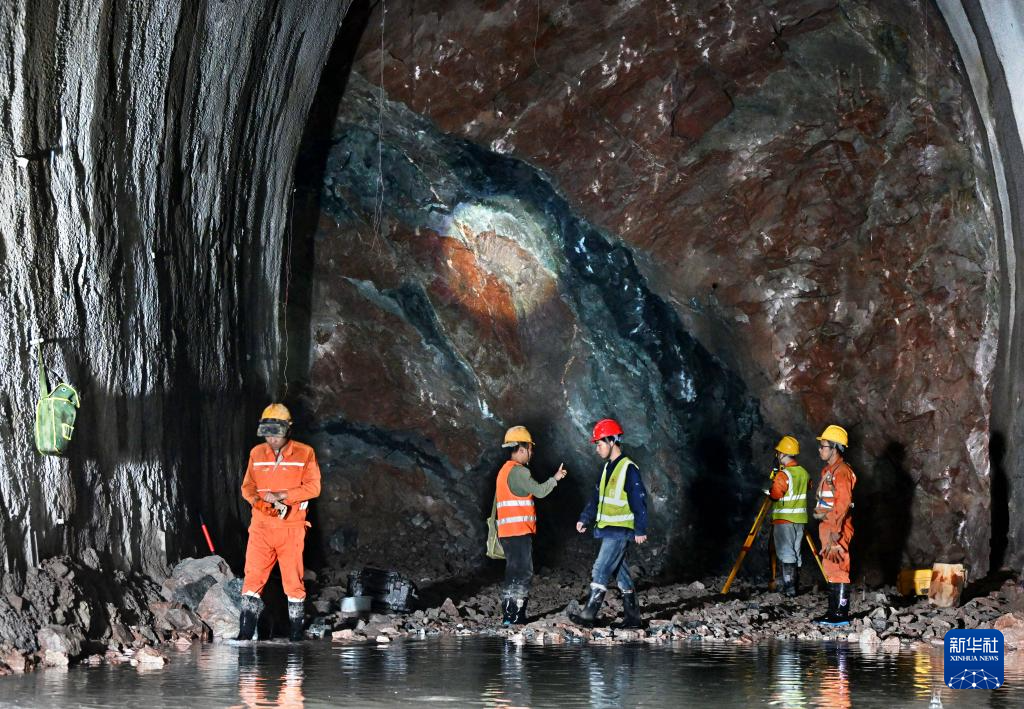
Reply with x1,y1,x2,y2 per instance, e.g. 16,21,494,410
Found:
533,0,542,73
281,185,296,399
371,0,387,251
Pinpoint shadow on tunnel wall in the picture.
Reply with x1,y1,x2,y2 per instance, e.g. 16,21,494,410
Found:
678,435,749,577
283,0,376,574
286,0,375,390
852,441,914,585
989,431,1009,571
68,368,252,575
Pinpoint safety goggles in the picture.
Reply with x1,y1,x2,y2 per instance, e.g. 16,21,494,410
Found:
256,419,291,438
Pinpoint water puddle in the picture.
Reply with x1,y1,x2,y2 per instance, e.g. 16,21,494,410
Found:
1,637,1021,707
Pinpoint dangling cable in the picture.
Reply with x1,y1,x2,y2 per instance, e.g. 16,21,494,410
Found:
281,185,296,399
371,0,387,251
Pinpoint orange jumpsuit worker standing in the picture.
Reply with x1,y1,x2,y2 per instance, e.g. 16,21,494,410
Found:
237,403,321,641
813,424,856,626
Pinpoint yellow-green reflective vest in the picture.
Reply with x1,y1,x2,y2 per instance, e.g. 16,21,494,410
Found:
596,456,635,530
772,465,809,524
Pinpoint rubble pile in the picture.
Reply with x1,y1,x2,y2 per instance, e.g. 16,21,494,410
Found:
3,553,1023,678
0,553,172,673
0,555,241,675
323,575,1024,652
645,579,1024,647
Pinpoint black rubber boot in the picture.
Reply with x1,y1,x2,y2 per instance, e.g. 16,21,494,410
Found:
618,591,642,629
781,563,798,597
236,594,264,641
512,597,529,625
834,582,851,623
288,600,305,642
501,598,516,626
816,583,851,626
570,587,606,627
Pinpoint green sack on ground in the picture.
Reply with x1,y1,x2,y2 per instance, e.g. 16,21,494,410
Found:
34,347,80,456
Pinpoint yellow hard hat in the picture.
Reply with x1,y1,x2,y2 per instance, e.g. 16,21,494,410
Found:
775,435,799,456
816,424,848,447
502,425,534,448
260,403,292,422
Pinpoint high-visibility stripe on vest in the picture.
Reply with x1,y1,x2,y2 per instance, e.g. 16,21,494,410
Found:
495,460,536,537
815,460,857,515
244,440,320,528
596,456,635,530
772,465,809,523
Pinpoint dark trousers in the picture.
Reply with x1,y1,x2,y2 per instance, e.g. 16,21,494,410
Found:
502,534,533,599
591,536,635,592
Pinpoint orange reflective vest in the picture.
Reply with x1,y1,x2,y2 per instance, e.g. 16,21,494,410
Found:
495,460,537,538
814,458,856,522
241,440,321,528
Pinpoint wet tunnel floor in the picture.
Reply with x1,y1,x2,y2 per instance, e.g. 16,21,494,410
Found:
1,637,1021,707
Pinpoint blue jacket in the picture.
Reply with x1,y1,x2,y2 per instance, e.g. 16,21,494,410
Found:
578,454,648,538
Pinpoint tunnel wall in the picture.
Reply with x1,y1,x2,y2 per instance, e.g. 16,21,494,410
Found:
936,0,1024,572
0,1,350,580
0,0,1021,590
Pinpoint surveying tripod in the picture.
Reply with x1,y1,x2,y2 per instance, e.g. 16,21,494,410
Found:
720,478,827,594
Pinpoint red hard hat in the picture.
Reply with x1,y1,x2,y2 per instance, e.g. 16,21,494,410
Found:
591,418,624,443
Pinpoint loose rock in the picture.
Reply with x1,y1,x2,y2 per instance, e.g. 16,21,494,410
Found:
195,578,243,640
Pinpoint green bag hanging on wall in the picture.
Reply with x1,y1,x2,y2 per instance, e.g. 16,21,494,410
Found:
34,346,80,456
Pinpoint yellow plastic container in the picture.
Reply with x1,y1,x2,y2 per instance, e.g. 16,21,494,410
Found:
897,568,932,596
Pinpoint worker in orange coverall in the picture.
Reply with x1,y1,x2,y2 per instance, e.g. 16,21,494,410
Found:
237,403,321,642
813,424,856,626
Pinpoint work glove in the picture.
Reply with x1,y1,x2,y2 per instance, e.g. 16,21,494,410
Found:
813,509,827,521
253,499,276,516
272,500,290,519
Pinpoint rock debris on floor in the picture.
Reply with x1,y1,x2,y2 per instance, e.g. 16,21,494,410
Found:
3,555,1024,676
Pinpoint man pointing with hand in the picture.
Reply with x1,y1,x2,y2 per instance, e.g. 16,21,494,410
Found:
493,425,568,626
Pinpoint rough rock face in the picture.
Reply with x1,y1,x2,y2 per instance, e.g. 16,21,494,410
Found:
0,1,350,579
303,74,763,580
322,0,1000,579
0,555,162,656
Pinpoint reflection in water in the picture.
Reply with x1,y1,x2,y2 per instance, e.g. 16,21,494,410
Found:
771,641,808,708
914,648,939,703
234,647,305,709
381,639,408,683
2,638,1023,708
815,644,850,709
481,641,532,708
